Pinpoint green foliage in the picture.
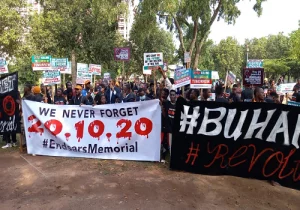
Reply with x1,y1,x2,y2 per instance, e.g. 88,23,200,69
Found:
0,0,26,57
213,37,243,78
290,29,300,60
263,59,289,79
3,0,128,84
130,14,176,76
137,0,266,69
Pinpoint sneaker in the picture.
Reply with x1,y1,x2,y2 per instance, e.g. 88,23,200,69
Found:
12,143,17,147
2,143,12,149
161,159,166,163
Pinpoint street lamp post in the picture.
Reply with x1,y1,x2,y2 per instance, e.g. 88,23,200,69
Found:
246,44,249,63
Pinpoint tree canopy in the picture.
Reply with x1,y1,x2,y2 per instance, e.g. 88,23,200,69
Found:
136,0,266,69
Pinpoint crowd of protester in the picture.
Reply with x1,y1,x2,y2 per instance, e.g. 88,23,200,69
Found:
2,69,300,169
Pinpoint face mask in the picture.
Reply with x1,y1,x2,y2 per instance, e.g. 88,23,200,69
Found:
140,95,146,100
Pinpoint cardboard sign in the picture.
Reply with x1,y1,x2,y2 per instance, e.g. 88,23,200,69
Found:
174,67,190,88
227,71,236,84
247,59,263,68
104,73,111,80
51,58,68,70
60,61,72,74
277,83,296,95
76,63,92,84
0,58,8,74
0,72,20,134
144,53,163,67
32,55,52,71
184,52,191,63
190,70,212,89
89,64,101,75
42,70,61,85
143,66,151,75
114,48,130,61
211,71,219,80
243,68,264,86
171,97,300,190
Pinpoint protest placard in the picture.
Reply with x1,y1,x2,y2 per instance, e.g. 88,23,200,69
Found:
0,72,20,134
174,67,190,88
190,70,212,89
76,63,92,84
114,48,130,61
22,100,161,161
144,53,163,67
104,73,111,80
32,55,52,71
0,58,8,74
277,83,296,95
89,64,101,75
243,68,264,86
171,98,300,190
143,66,151,75
42,70,61,85
227,71,236,84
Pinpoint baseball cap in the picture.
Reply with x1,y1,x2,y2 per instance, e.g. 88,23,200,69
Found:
75,85,82,90
85,80,91,85
32,86,41,94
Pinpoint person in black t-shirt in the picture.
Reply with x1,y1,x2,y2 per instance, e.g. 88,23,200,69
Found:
189,89,200,101
54,88,67,105
81,90,94,105
161,89,176,162
215,85,229,103
241,85,254,102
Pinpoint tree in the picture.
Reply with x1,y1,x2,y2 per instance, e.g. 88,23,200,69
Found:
213,37,243,78
198,39,216,70
290,28,300,61
28,0,127,83
0,0,26,57
136,0,266,69
129,13,176,77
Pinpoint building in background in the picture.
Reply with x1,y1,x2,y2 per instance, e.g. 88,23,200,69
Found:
118,0,140,40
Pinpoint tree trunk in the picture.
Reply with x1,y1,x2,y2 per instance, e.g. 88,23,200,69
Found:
193,32,209,70
71,50,76,87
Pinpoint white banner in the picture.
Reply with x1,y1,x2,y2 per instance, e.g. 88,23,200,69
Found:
22,100,161,161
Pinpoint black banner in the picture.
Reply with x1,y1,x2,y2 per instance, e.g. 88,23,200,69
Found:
170,97,300,190
0,72,20,134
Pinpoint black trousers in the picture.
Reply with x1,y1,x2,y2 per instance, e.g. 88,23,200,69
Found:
2,133,17,144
